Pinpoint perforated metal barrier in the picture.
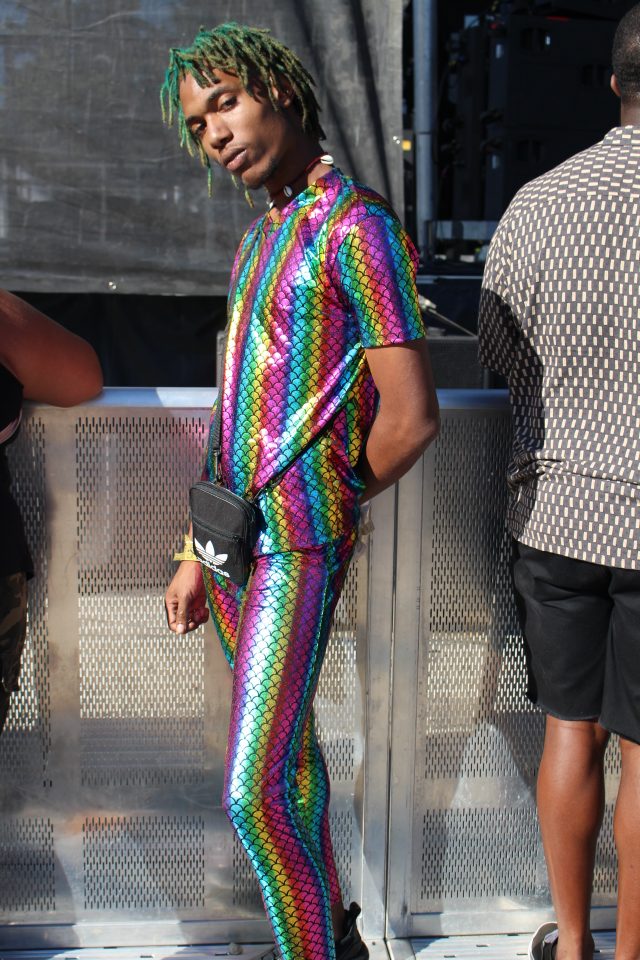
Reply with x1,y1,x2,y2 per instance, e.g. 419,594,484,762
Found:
0,390,618,949
387,397,620,938
0,390,367,949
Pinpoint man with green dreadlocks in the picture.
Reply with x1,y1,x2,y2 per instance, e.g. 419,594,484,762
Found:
162,22,439,960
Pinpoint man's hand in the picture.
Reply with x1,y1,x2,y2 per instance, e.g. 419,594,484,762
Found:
165,561,210,634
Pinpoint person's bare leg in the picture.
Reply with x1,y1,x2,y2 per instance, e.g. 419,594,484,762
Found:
536,716,609,960
614,737,640,960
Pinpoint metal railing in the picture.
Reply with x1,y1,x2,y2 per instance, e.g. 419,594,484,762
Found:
0,390,618,949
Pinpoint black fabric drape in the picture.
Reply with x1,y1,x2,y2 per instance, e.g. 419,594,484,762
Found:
0,1,404,296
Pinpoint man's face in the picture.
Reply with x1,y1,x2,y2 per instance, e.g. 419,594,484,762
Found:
179,69,296,192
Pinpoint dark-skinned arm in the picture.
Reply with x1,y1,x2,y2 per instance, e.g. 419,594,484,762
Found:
0,290,103,405
358,338,439,503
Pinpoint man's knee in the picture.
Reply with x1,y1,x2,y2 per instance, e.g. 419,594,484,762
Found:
544,715,610,765
223,762,293,837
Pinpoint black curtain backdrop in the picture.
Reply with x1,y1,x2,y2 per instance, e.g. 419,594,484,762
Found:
13,291,228,386
0,1,405,296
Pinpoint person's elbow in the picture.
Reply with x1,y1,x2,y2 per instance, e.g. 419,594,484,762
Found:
56,350,104,407
420,406,440,451
391,400,440,462
82,356,104,402
411,405,440,457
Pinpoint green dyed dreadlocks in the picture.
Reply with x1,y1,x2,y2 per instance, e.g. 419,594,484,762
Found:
160,21,325,200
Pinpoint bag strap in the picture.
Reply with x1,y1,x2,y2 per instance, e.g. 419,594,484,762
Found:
210,388,223,483
210,331,346,500
210,389,348,502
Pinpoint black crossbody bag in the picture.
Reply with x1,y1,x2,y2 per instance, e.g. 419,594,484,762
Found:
189,395,260,586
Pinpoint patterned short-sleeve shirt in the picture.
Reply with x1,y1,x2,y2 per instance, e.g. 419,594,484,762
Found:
206,167,425,553
479,125,640,569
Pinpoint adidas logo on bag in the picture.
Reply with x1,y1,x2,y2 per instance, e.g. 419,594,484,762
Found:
194,538,231,576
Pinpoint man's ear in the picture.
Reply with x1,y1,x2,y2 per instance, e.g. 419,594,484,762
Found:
271,76,294,109
611,73,622,99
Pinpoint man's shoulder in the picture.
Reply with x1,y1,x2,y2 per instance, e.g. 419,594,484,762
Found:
507,127,639,220
327,169,402,229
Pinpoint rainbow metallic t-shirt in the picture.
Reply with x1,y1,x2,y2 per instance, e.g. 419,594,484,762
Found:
207,167,425,553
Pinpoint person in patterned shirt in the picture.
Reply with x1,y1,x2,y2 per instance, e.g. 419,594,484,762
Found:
479,7,640,960
161,23,439,960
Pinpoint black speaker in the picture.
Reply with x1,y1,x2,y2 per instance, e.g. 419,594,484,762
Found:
427,337,486,389
533,0,638,20
487,16,617,129
483,14,619,217
451,22,491,220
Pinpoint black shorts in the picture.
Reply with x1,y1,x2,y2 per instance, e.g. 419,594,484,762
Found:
512,540,640,744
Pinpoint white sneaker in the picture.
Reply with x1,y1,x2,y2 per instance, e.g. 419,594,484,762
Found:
528,921,559,960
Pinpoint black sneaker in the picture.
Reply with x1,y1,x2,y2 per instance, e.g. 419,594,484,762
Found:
528,922,558,960
335,902,369,960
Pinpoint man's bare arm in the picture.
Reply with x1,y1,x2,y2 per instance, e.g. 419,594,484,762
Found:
359,338,439,503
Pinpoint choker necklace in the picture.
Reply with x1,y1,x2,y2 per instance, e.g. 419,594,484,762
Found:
268,154,334,207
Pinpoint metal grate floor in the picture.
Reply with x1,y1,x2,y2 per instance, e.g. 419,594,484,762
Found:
0,935,618,960
388,931,616,959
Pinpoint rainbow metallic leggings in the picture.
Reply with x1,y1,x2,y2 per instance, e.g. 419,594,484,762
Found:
203,532,356,960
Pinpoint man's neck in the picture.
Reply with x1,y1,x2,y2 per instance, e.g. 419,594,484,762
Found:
620,103,640,126
266,139,324,211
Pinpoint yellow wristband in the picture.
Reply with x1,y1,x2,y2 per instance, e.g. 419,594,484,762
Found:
173,534,199,563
